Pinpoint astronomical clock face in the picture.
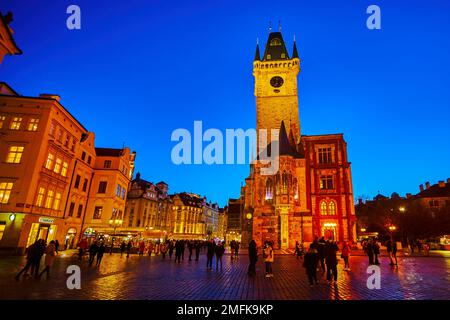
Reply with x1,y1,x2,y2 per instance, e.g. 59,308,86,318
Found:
270,76,284,88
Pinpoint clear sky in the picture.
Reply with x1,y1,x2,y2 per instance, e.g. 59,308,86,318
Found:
2,0,450,206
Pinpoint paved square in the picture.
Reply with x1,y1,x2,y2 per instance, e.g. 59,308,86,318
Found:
0,250,449,300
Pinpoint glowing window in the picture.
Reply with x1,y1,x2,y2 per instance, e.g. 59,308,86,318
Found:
320,201,327,215
329,201,336,215
61,161,69,177
54,158,62,174
45,153,54,170
27,118,39,131
270,38,282,46
0,115,6,128
36,187,46,207
0,182,13,204
45,190,54,209
53,192,62,210
265,178,273,200
6,146,24,163
10,117,22,130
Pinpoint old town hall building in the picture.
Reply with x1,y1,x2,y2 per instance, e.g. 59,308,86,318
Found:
241,31,356,249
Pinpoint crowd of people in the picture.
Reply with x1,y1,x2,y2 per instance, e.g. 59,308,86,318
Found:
14,235,409,285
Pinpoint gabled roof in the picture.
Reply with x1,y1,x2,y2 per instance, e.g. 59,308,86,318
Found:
258,121,304,160
262,32,290,61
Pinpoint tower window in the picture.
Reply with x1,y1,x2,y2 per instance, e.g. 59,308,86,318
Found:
329,201,336,215
270,38,282,46
320,201,327,215
266,54,271,60
318,147,333,164
319,175,334,190
27,118,39,131
0,182,14,204
6,146,24,164
10,117,22,130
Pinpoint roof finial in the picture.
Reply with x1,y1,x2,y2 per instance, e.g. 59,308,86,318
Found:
256,37,259,45
268,21,272,32
278,20,282,32
293,34,296,42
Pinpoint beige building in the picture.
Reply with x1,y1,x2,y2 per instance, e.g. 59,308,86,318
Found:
171,193,206,240
0,83,135,253
123,173,172,241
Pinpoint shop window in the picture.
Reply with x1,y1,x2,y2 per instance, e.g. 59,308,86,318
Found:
0,221,5,241
0,182,13,204
10,117,22,130
6,146,24,163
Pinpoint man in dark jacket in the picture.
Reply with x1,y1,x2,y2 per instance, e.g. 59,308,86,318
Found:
325,239,339,282
195,241,201,261
248,240,258,276
317,237,326,273
206,240,215,270
215,242,225,270
367,239,374,265
303,244,319,286
88,241,98,266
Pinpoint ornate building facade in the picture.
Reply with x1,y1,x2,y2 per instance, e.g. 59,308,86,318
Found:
242,31,356,250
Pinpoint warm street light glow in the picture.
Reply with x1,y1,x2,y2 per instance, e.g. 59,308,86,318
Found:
9,213,16,222
389,225,397,231
360,228,366,232
399,206,406,212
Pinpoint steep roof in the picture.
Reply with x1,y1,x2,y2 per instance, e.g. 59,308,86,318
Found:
0,11,22,56
262,32,290,61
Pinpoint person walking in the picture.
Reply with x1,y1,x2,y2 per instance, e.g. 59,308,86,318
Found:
169,241,174,260
373,239,380,265
247,240,258,276
341,241,351,271
181,240,186,261
325,239,339,283
96,243,105,267
38,240,56,280
303,245,319,286
77,238,88,261
54,240,60,254
88,241,98,267
391,238,398,265
109,241,114,255
126,241,132,258
215,241,225,270
33,239,46,279
230,240,235,262
367,238,374,265
195,241,201,261
317,237,326,274
160,242,168,259
263,241,274,278
120,241,126,257
188,241,193,261
234,241,240,261
175,240,182,263
15,241,38,281
147,241,154,257
206,240,215,270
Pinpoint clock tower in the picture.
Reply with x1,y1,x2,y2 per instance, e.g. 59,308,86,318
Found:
253,31,301,151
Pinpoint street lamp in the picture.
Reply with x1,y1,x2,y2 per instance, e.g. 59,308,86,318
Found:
360,228,367,232
389,225,397,232
399,207,406,213
109,219,123,238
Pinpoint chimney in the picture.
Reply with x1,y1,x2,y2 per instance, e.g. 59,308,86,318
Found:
39,93,60,102
438,181,445,188
419,184,424,192
406,193,412,199
425,182,430,189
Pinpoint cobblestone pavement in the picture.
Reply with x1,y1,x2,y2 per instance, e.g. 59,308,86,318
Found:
0,250,449,300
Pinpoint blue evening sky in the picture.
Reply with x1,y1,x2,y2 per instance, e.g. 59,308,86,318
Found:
1,0,450,206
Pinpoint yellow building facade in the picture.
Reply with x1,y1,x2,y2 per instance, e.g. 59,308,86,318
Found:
0,83,135,253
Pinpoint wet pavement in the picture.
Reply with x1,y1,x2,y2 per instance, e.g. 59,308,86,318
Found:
0,250,449,300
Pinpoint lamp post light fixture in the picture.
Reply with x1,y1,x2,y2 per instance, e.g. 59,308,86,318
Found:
399,206,406,213
9,213,16,222
389,225,397,232
109,218,123,239
360,228,367,233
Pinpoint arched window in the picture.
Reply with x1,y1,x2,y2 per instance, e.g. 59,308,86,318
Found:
329,201,336,215
265,178,273,200
320,201,327,215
